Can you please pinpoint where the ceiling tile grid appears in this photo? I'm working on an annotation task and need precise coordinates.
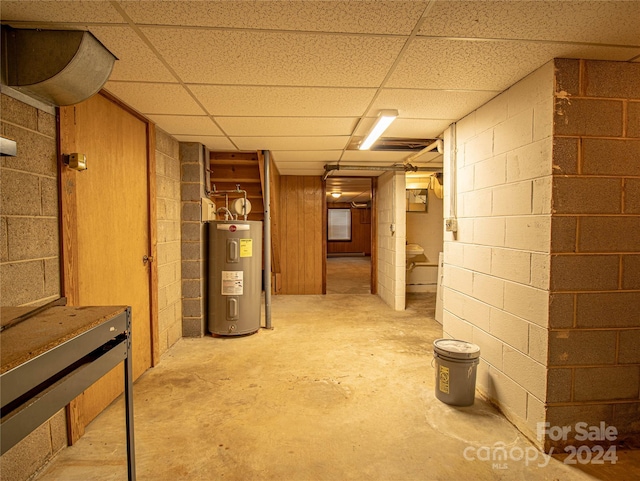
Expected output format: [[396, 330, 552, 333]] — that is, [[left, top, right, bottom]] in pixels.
[[1, 0, 639, 176]]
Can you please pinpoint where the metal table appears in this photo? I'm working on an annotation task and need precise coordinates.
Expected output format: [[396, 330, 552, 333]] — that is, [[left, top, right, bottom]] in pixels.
[[1, 305, 136, 480]]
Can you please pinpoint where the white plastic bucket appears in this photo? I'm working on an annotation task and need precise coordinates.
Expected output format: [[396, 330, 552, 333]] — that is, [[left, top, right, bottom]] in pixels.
[[433, 339, 480, 406]]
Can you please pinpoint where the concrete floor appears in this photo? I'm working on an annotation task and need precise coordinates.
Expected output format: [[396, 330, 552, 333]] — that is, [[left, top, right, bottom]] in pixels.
[[35, 288, 639, 480]]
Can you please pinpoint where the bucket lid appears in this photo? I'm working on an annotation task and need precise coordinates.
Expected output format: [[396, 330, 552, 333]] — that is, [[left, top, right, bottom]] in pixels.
[[433, 338, 480, 360]]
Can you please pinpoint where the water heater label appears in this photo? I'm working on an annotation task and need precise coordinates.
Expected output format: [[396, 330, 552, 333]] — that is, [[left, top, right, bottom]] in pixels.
[[240, 239, 252, 257], [221, 271, 243, 295]]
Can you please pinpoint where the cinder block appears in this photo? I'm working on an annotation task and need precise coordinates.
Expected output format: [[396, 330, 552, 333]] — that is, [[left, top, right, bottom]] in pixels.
[[503, 346, 547, 399], [181, 163, 202, 183], [491, 247, 531, 284], [182, 298, 204, 318], [443, 264, 472, 296], [472, 272, 504, 309], [582, 139, 640, 176], [533, 98, 553, 142], [547, 368, 573, 403], [167, 320, 182, 350], [494, 109, 533, 155], [489, 307, 529, 352], [181, 222, 202, 242], [0, 418, 52, 481], [158, 304, 176, 334], [49, 409, 68, 454], [181, 259, 203, 280], [180, 142, 202, 162], [546, 404, 614, 442], [504, 216, 550, 252], [549, 293, 573, 328], [506, 137, 553, 182], [40, 176, 58, 217], [457, 164, 474, 193], [442, 309, 473, 341], [1, 170, 40, 215], [554, 59, 580, 96], [181, 183, 202, 202], [182, 279, 202, 299], [584, 60, 640, 98], [455, 110, 476, 143], [526, 395, 546, 440], [157, 262, 177, 286], [550, 216, 577, 253], [492, 181, 532, 216], [622, 255, 640, 289], [445, 289, 491, 331], [528, 323, 548, 364], [0, 261, 44, 306], [508, 60, 554, 117], [1, 124, 57, 176], [181, 242, 202, 261], [554, 98, 623, 137], [550, 254, 619, 291], [504, 281, 549, 326], [473, 327, 503, 369], [618, 329, 640, 364], [444, 241, 464, 266], [165, 279, 181, 306], [1, 217, 8, 262], [44, 258, 60, 298], [461, 243, 491, 279], [182, 202, 201, 222], [530, 253, 550, 290], [628, 101, 640, 138], [37, 110, 56, 138], [1, 94, 37, 129], [549, 330, 617, 366], [156, 128, 180, 158], [476, 90, 508, 127], [552, 178, 621, 214], [156, 173, 173, 198], [552, 137, 578, 175], [574, 366, 640, 401], [464, 128, 494, 165], [532, 177, 552, 215], [625, 178, 640, 214], [579, 217, 640, 253], [612, 403, 640, 442], [486, 366, 528, 420], [182, 316, 205, 338], [7, 217, 58, 261], [473, 217, 505, 247], [576, 292, 640, 328], [461, 189, 491, 217]]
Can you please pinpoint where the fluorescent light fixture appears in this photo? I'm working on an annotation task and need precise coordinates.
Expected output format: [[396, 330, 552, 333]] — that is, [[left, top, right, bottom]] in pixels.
[[331, 192, 342, 198], [359, 109, 398, 150]]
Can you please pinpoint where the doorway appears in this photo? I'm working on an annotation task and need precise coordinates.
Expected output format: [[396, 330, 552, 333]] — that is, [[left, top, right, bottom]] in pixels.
[[325, 177, 375, 294]]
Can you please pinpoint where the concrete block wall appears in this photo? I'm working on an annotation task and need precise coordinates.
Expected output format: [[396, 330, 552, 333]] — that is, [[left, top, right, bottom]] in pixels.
[[180, 142, 208, 337], [377, 171, 406, 310], [442, 61, 555, 445], [155, 129, 182, 355], [547, 59, 640, 449], [0, 91, 67, 480]]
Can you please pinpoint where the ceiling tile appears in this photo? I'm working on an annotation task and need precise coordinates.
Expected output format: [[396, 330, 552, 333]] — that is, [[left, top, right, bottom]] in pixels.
[[0, 1, 124, 23], [420, 1, 640, 46], [146, 115, 224, 136], [121, 0, 427, 35], [216, 117, 358, 137], [371, 89, 498, 122], [173, 135, 237, 151], [189, 86, 376, 117], [232, 136, 349, 151], [388, 38, 640, 91], [275, 161, 329, 175], [142, 28, 404, 87], [272, 151, 343, 162], [104, 82, 205, 115], [89, 26, 176, 83]]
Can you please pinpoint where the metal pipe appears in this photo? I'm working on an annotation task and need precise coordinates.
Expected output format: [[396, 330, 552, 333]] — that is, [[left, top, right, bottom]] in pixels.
[[323, 163, 441, 179], [403, 139, 444, 165], [263, 150, 272, 329]]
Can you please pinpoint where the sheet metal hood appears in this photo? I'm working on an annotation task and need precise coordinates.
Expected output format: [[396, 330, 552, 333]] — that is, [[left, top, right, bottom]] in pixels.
[[1, 26, 116, 106]]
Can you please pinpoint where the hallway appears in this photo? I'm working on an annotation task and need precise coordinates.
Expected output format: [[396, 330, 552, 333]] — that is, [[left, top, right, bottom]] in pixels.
[[33, 294, 639, 480]]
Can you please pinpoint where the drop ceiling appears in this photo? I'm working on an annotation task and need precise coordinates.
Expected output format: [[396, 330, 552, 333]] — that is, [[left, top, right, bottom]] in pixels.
[[1, 0, 639, 180]]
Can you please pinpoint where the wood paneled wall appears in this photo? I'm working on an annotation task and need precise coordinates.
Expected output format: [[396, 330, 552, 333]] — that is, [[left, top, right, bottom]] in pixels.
[[327, 203, 372, 255], [278, 176, 324, 294]]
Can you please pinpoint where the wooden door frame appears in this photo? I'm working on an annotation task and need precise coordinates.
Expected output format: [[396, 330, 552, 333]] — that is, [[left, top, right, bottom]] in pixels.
[[58, 91, 159, 443]]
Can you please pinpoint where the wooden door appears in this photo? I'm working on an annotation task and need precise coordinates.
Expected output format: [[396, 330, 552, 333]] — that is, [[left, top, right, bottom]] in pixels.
[[60, 93, 155, 441]]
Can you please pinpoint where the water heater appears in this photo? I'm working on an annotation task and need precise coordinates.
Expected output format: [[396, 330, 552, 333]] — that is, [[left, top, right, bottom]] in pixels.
[[208, 220, 262, 335]]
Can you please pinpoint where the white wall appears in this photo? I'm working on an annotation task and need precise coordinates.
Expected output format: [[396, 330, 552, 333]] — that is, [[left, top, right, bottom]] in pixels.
[[376, 171, 406, 310], [442, 60, 554, 445]]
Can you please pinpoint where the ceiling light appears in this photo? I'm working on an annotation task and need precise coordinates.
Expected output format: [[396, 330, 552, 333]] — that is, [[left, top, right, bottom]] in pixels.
[[359, 109, 398, 150], [331, 192, 341, 198]]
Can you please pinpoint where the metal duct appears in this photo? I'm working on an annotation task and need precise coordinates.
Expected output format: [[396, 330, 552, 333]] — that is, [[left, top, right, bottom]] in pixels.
[[323, 163, 442, 180], [1, 27, 116, 106]]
